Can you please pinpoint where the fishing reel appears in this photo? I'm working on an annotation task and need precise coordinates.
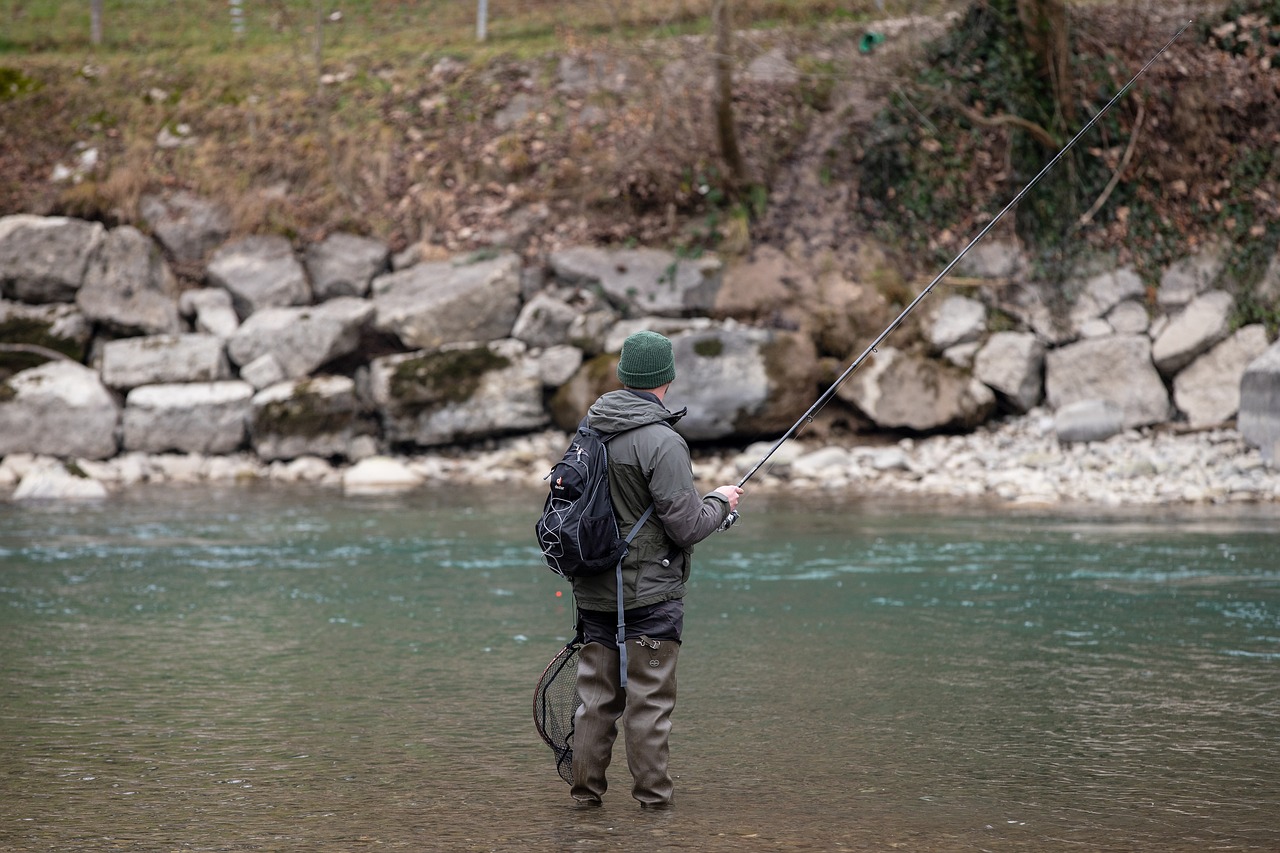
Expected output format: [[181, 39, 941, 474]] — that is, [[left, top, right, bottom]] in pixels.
[[717, 510, 740, 532]]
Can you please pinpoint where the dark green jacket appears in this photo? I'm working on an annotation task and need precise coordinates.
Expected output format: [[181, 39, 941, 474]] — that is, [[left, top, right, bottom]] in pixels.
[[571, 389, 731, 612]]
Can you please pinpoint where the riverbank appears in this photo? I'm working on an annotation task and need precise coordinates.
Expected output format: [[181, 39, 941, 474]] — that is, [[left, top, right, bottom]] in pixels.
[[4, 410, 1276, 507]]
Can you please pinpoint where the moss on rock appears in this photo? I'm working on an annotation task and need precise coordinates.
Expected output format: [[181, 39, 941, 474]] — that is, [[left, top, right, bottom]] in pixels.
[[389, 346, 512, 410]]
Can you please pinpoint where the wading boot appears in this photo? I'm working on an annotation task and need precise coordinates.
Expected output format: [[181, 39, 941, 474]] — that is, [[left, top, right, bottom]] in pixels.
[[570, 641, 625, 807], [623, 635, 679, 809]]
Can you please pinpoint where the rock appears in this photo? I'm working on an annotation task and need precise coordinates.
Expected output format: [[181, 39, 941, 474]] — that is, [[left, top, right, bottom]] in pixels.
[[179, 288, 240, 338], [714, 245, 811, 332], [555, 53, 632, 96], [790, 446, 853, 480], [0, 300, 92, 376], [304, 232, 389, 300], [0, 361, 120, 459], [206, 235, 311, 318], [250, 375, 378, 461], [665, 324, 818, 441], [1151, 290, 1234, 376], [227, 297, 374, 380], [122, 381, 254, 454], [77, 225, 182, 335], [733, 438, 804, 477], [13, 461, 108, 501], [1238, 339, 1280, 462], [512, 291, 580, 348], [1173, 325, 1270, 428], [536, 345, 583, 388], [955, 239, 1025, 279], [1157, 245, 1226, 310], [372, 252, 522, 349], [942, 340, 981, 368], [1053, 399, 1125, 444], [928, 294, 986, 353], [342, 456, 424, 494], [838, 346, 996, 432], [0, 215, 105, 304], [1045, 335, 1170, 429], [240, 353, 287, 389], [744, 48, 800, 85], [100, 334, 230, 390], [139, 191, 231, 265], [493, 92, 536, 130], [1068, 267, 1145, 330], [973, 331, 1045, 412], [368, 339, 548, 447], [549, 246, 722, 318], [1106, 300, 1150, 335]]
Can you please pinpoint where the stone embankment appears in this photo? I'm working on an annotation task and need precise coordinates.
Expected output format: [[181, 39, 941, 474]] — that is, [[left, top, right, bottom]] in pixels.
[[1, 410, 1276, 506], [2, 201, 1280, 503]]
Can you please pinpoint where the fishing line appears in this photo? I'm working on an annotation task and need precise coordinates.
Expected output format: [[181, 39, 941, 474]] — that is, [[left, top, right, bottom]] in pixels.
[[721, 18, 1194, 529]]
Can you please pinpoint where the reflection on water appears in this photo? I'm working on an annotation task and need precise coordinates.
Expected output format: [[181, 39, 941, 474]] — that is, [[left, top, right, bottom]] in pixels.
[[1, 486, 1277, 851]]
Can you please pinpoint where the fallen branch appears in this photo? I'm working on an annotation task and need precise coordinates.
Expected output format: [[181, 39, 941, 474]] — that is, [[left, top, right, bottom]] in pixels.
[[0, 343, 75, 363], [953, 100, 1059, 149], [1076, 100, 1145, 229]]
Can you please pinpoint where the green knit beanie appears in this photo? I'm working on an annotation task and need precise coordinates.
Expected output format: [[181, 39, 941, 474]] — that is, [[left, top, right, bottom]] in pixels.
[[616, 330, 676, 389]]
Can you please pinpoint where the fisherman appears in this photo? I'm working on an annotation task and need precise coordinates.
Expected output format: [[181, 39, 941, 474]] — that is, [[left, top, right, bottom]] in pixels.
[[569, 330, 743, 810]]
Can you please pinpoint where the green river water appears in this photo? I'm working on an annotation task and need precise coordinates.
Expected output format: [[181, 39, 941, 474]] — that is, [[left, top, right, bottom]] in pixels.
[[1, 485, 1277, 851]]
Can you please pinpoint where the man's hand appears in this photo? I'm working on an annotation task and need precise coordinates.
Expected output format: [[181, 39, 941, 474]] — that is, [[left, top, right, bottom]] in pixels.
[[714, 485, 743, 511]]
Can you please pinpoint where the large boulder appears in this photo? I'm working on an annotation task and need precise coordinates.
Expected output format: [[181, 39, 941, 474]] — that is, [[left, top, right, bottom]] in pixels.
[[100, 334, 230, 390], [1151, 290, 1234, 376], [1238, 339, 1280, 462], [250, 375, 378, 461], [372, 252, 522, 349], [0, 361, 120, 459], [1172, 325, 1271, 428], [663, 324, 818, 441], [1045, 334, 1170, 429], [304, 232, 389, 300], [368, 339, 548, 447], [837, 347, 996, 432], [0, 215, 105, 304], [973, 331, 1045, 412], [77, 225, 182, 335], [206, 235, 311, 318], [550, 247, 723, 317], [227, 297, 374, 380], [139, 191, 231, 265], [122, 381, 254, 454]]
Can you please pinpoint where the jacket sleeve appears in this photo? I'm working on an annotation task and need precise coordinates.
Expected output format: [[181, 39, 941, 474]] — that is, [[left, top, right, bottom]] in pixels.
[[647, 436, 730, 548]]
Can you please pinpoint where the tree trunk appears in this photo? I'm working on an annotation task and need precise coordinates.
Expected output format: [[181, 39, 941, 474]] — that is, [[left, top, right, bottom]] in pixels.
[[1015, 0, 1073, 124], [711, 0, 747, 185]]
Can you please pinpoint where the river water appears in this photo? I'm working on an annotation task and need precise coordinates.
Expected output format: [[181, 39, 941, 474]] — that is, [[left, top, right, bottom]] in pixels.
[[0, 485, 1277, 852]]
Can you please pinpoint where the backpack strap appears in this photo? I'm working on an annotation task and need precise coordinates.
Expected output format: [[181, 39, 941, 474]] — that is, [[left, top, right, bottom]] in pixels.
[[615, 504, 654, 689]]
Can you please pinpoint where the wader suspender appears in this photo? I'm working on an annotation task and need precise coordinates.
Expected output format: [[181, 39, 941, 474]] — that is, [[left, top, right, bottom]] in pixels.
[[616, 504, 653, 689]]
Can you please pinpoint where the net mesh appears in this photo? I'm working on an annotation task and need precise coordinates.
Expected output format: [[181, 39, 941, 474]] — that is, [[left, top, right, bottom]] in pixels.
[[533, 640, 582, 785]]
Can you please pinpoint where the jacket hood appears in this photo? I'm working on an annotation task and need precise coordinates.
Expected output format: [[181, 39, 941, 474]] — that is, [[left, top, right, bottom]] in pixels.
[[587, 389, 686, 436]]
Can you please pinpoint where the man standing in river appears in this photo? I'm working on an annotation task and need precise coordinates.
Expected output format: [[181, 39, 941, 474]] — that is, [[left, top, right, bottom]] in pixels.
[[569, 330, 742, 811]]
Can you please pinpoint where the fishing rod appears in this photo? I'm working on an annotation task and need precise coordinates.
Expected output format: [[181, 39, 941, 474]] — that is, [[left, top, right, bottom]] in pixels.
[[722, 18, 1193, 529]]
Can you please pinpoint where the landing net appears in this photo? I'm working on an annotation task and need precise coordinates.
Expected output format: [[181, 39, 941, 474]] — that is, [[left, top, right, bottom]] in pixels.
[[533, 640, 582, 785]]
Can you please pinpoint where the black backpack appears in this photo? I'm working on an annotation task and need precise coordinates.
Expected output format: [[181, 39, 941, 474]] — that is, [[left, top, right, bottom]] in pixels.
[[536, 418, 652, 579]]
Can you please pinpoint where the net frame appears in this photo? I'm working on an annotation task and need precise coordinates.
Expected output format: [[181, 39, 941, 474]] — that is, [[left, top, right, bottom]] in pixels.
[[533, 639, 583, 785]]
